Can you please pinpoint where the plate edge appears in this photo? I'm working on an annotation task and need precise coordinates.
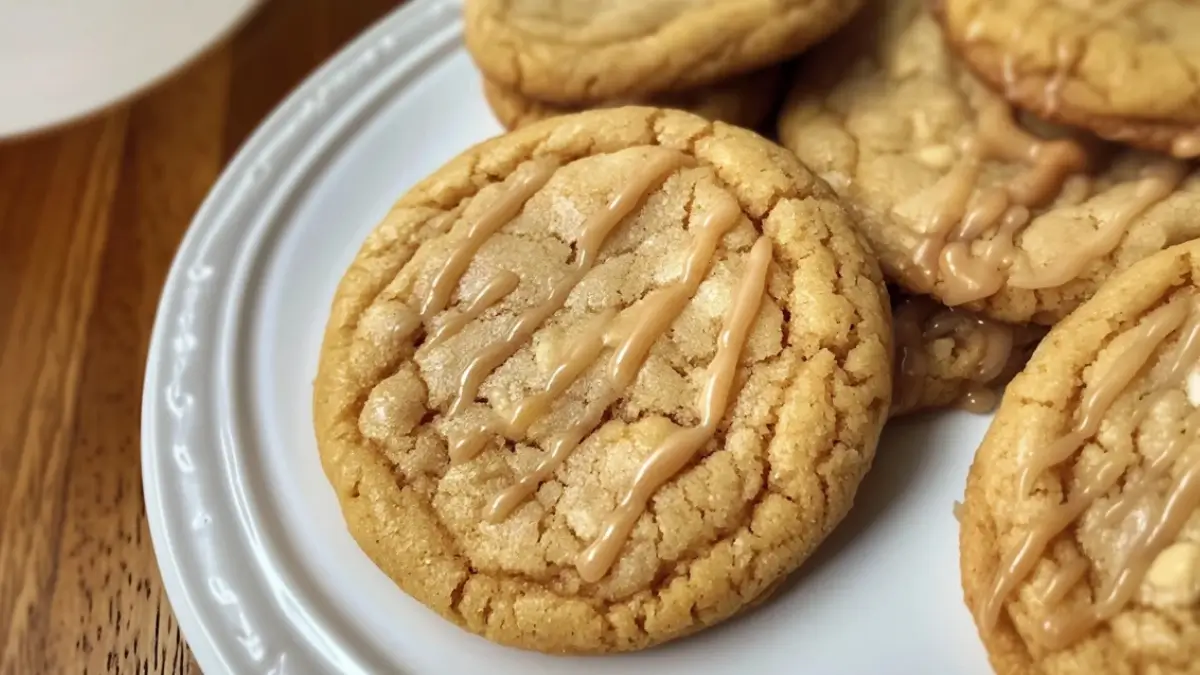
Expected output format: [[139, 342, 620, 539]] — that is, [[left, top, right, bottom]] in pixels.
[[141, 1, 464, 673]]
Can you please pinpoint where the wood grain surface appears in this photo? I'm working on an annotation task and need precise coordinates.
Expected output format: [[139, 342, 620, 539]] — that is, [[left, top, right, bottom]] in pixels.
[[0, 1, 400, 672]]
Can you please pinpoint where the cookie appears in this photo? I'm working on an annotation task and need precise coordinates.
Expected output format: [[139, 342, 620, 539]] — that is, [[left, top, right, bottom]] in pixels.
[[313, 107, 892, 653], [463, 0, 863, 106], [891, 295, 1043, 416], [778, 0, 1200, 325], [482, 66, 785, 132], [959, 238, 1200, 674], [935, 0, 1200, 159]]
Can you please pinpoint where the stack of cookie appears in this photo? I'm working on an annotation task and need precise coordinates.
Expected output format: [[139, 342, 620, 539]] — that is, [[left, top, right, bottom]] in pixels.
[[460, 0, 1062, 418], [313, 0, 1200, 668], [779, 0, 1200, 415], [463, 0, 864, 131], [777, 0, 1200, 671]]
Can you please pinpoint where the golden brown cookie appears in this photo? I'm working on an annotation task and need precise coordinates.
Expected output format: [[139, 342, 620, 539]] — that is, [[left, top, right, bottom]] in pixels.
[[482, 67, 785, 132], [463, 0, 863, 106], [778, 0, 1200, 325], [313, 107, 892, 654], [960, 238, 1200, 674], [935, 0, 1200, 159], [891, 294, 1043, 417]]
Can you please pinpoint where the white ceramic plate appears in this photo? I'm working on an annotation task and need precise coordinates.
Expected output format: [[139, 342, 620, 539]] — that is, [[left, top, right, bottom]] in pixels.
[[141, 1, 995, 672], [0, 0, 258, 138]]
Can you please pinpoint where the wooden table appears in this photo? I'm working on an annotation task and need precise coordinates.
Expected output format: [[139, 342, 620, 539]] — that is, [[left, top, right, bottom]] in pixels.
[[0, 1, 400, 671]]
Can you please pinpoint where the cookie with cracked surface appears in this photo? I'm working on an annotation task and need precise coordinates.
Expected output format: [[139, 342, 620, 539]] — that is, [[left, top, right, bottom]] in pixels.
[[313, 107, 892, 653], [960, 238, 1200, 675], [463, 0, 863, 106], [778, 0, 1200, 326], [935, 0, 1200, 159], [891, 294, 1043, 417], [482, 67, 785, 132]]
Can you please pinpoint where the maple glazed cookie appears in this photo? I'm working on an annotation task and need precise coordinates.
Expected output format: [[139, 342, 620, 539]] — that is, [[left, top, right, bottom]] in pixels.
[[778, 0, 1200, 325], [463, 0, 863, 106], [935, 0, 1200, 158], [312, 107, 892, 653], [959, 239, 1200, 674], [482, 67, 785, 132], [891, 295, 1043, 416]]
